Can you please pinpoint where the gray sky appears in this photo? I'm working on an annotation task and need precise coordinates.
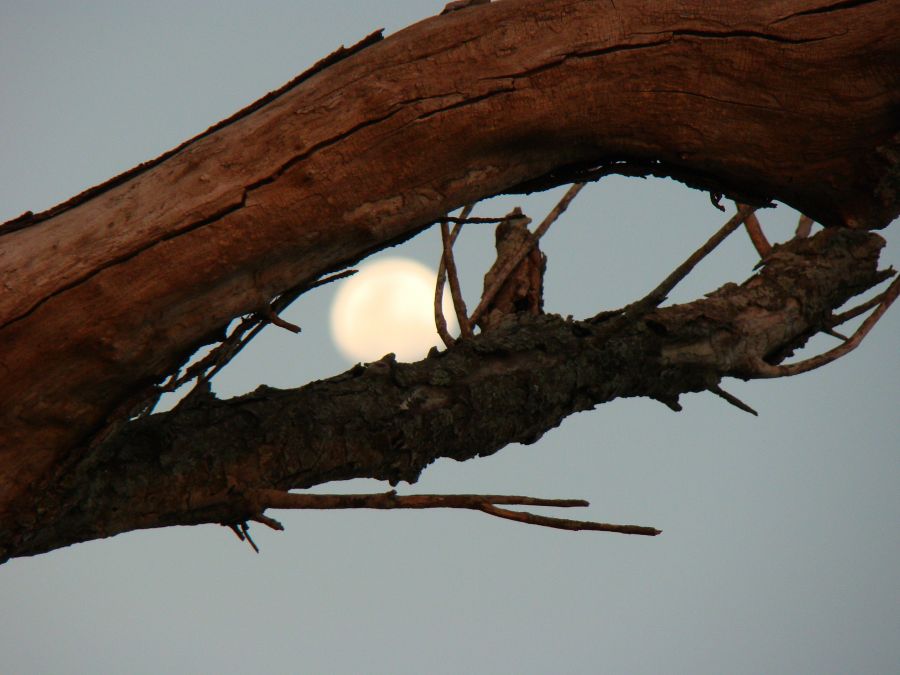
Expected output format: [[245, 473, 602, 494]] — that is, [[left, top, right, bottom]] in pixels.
[[1, 2, 898, 673]]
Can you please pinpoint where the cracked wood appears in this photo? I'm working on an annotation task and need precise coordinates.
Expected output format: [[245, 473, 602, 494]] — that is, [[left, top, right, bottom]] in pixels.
[[0, 0, 898, 553]]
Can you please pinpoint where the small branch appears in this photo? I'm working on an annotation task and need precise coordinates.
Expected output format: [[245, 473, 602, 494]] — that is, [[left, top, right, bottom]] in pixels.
[[252, 489, 660, 536], [442, 216, 507, 225], [435, 204, 474, 347], [795, 214, 814, 238], [478, 503, 660, 536], [261, 305, 301, 334], [441, 220, 473, 338], [469, 183, 585, 326], [227, 522, 260, 553], [638, 204, 756, 309], [829, 289, 890, 327], [753, 274, 900, 378], [738, 203, 772, 258], [708, 384, 758, 416]]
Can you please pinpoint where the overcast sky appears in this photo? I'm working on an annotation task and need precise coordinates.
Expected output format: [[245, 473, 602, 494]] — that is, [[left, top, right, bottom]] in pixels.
[[1, 2, 898, 673]]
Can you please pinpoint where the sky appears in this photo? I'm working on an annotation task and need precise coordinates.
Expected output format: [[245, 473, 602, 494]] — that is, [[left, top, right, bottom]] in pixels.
[[1, 2, 898, 674]]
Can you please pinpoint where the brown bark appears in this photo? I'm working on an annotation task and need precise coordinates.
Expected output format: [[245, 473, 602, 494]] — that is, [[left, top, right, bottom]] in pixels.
[[0, 0, 898, 561]]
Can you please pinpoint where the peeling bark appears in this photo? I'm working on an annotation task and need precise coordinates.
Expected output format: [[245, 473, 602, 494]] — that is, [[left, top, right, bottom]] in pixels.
[[0, 0, 898, 561]]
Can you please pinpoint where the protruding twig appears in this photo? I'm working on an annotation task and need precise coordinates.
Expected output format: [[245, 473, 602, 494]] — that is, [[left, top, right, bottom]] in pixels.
[[821, 327, 849, 342], [828, 291, 889, 327], [709, 383, 759, 416], [252, 489, 660, 536], [478, 503, 660, 535], [753, 274, 900, 378], [227, 522, 260, 553], [469, 183, 585, 327], [441, 220, 473, 338], [795, 214, 814, 238], [435, 204, 474, 347], [738, 203, 772, 258], [638, 204, 757, 310], [262, 305, 301, 334]]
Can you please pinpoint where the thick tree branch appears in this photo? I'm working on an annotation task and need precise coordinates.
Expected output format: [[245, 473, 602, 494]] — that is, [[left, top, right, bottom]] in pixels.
[[1, 228, 889, 561], [1, 0, 898, 561]]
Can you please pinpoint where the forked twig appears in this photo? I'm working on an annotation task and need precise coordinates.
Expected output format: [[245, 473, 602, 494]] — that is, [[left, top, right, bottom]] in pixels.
[[251, 489, 661, 536], [435, 204, 475, 347], [469, 183, 585, 327], [753, 274, 900, 378]]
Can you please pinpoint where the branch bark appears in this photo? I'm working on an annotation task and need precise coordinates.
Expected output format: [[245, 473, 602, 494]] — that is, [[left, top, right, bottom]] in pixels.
[[2, 227, 890, 561], [0, 0, 898, 560]]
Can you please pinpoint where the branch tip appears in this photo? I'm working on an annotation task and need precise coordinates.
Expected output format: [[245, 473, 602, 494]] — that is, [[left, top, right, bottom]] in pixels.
[[250, 489, 656, 536], [709, 384, 759, 416]]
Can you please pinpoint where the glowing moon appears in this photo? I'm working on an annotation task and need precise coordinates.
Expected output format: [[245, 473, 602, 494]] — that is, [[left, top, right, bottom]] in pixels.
[[330, 257, 458, 362]]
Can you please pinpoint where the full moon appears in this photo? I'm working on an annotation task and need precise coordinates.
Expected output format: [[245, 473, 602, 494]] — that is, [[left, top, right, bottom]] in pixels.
[[330, 257, 458, 363]]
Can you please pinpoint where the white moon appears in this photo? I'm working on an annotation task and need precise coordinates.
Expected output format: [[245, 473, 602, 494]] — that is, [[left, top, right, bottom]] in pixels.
[[330, 257, 458, 363]]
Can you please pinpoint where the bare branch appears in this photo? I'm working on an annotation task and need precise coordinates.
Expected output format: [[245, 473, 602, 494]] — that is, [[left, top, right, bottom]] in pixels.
[[708, 384, 759, 416], [754, 274, 900, 378], [261, 305, 301, 334], [441, 220, 474, 338], [252, 489, 660, 536], [739, 204, 772, 257], [630, 204, 757, 312], [435, 204, 474, 347]]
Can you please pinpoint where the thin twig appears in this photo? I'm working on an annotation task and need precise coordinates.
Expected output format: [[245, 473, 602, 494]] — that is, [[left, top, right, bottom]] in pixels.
[[443, 216, 507, 225], [252, 489, 660, 536], [829, 290, 889, 327], [159, 269, 357, 396], [441, 220, 473, 338], [262, 305, 301, 334], [753, 274, 900, 378], [434, 204, 474, 347], [640, 204, 757, 309], [738, 203, 772, 258], [708, 384, 758, 416], [469, 183, 585, 327], [795, 214, 814, 238], [478, 503, 660, 536]]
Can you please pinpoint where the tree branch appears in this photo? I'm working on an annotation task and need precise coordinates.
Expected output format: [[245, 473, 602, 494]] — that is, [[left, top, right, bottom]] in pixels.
[[2, 228, 888, 562]]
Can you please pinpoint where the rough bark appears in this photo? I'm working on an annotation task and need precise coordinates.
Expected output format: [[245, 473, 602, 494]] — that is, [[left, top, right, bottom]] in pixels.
[[1, 0, 898, 561]]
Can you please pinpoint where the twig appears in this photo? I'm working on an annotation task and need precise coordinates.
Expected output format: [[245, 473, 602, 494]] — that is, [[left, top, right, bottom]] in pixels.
[[441, 220, 473, 338], [478, 503, 660, 535], [262, 305, 301, 334], [708, 384, 758, 416], [443, 216, 507, 225], [795, 214, 814, 238], [158, 269, 357, 397], [821, 327, 849, 342], [252, 489, 660, 536], [639, 204, 756, 309], [434, 204, 474, 347], [469, 183, 585, 327], [753, 274, 900, 378], [738, 203, 772, 258], [228, 522, 260, 553], [829, 290, 889, 327]]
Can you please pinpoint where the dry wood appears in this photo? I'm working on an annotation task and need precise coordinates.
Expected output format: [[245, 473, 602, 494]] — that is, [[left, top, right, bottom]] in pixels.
[[0, 0, 898, 561]]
